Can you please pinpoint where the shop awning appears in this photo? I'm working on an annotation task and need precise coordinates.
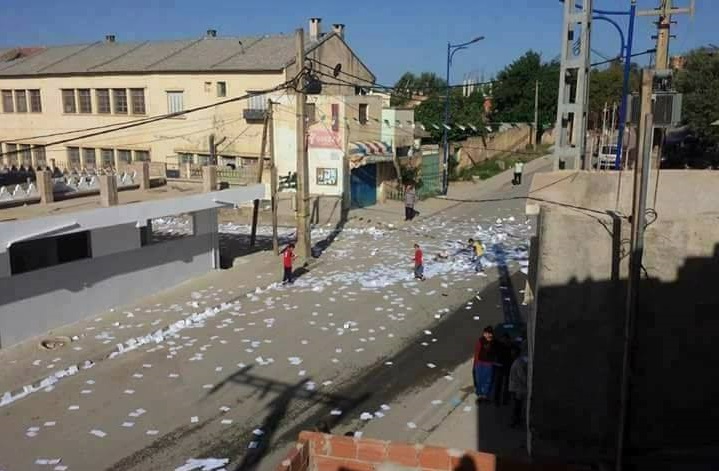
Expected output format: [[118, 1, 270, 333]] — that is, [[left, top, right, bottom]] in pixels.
[[349, 141, 394, 169]]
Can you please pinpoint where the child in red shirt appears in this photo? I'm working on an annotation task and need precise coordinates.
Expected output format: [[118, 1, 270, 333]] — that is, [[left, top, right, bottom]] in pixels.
[[282, 243, 297, 284], [413, 243, 425, 281]]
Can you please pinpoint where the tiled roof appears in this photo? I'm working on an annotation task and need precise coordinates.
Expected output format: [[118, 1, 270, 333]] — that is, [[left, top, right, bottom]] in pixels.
[[0, 33, 333, 76]]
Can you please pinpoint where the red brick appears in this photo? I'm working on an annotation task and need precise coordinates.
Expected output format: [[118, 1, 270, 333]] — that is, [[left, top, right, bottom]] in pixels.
[[328, 436, 357, 460], [356, 439, 387, 463], [341, 459, 375, 471], [314, 456, 342, 471], [419, 446, 451, 470], [387, 443, 420, 467], [450, 452, 496, 471]]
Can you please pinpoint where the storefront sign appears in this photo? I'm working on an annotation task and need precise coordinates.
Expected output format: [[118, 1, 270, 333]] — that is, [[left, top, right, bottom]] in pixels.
[[316, 167, 338, 186]]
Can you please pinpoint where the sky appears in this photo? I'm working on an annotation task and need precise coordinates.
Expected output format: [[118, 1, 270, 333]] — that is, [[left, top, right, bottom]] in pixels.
[[0, 0, 716, 85]]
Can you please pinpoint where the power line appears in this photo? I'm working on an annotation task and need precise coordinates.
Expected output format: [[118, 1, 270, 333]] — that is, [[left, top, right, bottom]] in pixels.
[[0, 80, 295, 160], [590, 48, 657, 68]]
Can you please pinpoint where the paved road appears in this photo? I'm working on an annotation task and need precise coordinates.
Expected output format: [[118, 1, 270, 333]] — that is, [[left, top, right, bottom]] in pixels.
[[0, 159, 550, 471]]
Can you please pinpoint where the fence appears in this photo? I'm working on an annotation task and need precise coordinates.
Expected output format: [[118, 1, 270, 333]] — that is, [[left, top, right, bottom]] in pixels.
[[386, 153, 442, 202]]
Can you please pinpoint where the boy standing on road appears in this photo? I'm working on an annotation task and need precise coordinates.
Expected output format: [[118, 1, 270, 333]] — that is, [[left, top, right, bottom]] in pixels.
[[468, 238, 485, 272], [282, 243, 297, 284], [413, 243, 425, 281], [473, 326, 496, 401]]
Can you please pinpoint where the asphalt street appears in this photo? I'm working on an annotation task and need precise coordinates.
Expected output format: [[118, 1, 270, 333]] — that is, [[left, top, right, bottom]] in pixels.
[[0, 158, 550, 471]]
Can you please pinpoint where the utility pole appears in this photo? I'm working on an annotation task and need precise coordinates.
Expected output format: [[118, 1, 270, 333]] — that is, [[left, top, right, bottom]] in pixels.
[[532, 80, 539, 150], [268, 101, 279, 255], [616, 69, 655, 471], [250, 100, 270, 247], [209, 134, 215, 166], [294, 28, 311, 262]]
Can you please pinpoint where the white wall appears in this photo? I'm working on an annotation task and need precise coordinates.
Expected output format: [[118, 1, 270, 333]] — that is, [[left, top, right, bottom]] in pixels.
[[90, 223, 141, 257], [309, 148, 344, 196]]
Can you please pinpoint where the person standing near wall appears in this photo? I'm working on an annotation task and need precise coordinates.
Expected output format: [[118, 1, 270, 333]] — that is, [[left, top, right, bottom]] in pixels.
[[473, 326, 496, 402], [508, 344, 528, 428], [404, 183, 417, 221], [513, 161, 525, 185], [281, 243, 297, 285]]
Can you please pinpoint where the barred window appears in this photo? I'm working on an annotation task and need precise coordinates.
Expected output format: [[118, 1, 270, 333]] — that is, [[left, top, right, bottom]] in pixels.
[[130, 88, 146, 114], [29, 90, 42, 112], [67, 147, 81, 167], [15, 90, 27, 113], [134, 150, 150, 162], [112, 89, 128, 114], [101, 149, 114, 167], [96, 89, 111, 114], [82, 148, 96, 168], [2, 90, 14, 112], [62, 89, 76, 113], [78, 89, 92, 113]]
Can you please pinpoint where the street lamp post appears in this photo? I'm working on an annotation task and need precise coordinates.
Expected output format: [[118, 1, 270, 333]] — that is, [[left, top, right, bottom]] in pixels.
[[442, 36, 484, 195]]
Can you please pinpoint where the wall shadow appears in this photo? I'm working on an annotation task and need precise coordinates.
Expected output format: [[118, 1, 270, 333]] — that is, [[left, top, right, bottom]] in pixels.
[[529, 245, 719, 470]]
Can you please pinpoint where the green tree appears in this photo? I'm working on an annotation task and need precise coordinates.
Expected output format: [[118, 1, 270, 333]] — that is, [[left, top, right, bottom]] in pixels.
[[391, 72, 446, 107], [491, 51, 559, 130], [676, 48, 719, 147], [588, 61, 640, 129], [414, 89, 487, 143]]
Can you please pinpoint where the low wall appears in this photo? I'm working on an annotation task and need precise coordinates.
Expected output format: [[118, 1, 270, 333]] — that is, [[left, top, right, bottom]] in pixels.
[[526, 171, 719, 466], [457, 125, 531, 169], [0, 210, 218, 348]]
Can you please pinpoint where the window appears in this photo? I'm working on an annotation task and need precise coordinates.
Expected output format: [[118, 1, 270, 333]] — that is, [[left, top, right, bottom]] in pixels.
[[130, 88, 145, 114], [179, 153, 194, 164], [5, 143, 17, 165], [134, 150, 150, 162], [204, 82, 212, 93], [96, 89, 110, 114], [29, 90, 42, 112], [33, 146, 47, 167], [248, 93, 267, 110], [100, 149, 114, 167], [358, 103, 368, 124], [197, 154, 210, 166], [167, 91, 184, 114], [331, 103, 340, 132], [2, 90, 13, 112], [67, 147, 81, 168], [19, 144, 32, 166], [10, 231, 92, 275], [305, 103, 316, 124], [15, 90, 27, 113], [112, 89, 128, 114], [117, 149, 132, 164], [82, 148, 96, 168], [76, 89, 91, 113], [217, 81, 227, 97], [62, 89, 76, 113]]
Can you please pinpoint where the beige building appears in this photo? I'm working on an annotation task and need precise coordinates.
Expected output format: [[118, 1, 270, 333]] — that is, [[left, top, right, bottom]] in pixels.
[[0, 19, 376, 176]]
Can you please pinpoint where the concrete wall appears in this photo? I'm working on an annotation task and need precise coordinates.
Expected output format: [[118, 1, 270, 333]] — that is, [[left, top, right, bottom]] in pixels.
[[526, 171, 719, 466], [457, 124, 530, 169], [0, 208, 218, 348], [381, 108, 415, 152]]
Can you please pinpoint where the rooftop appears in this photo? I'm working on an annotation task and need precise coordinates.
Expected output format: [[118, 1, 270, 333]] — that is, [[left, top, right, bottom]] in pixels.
[[0, 33, 334, 76]]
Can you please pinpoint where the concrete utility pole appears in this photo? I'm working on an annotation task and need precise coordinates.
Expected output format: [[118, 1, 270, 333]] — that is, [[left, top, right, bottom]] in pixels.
[[250, 100, 271, 247], [533, 80, 539, 150], [616, 69, 655, 471], [553, 0, 593, 170], [209, 134, 215, 166], [268, 101, 279, 255], [294, 28, 312, 262], [638, 0, 694, 70]]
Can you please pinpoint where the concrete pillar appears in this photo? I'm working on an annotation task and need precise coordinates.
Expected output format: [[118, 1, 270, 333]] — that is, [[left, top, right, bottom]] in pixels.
[[99, 174, 118, 207], [185, 162, 193, 179], [134, 161, 150, 190], [36, 170, 54, 204], [202, 165, 217, 193]]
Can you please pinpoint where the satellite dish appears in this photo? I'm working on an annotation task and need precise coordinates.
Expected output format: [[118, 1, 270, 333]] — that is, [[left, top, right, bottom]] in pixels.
[[333, 63, 342, 78]]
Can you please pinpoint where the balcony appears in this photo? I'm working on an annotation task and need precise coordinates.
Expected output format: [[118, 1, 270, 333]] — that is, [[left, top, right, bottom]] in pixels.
[[243, 108, 267, 122]]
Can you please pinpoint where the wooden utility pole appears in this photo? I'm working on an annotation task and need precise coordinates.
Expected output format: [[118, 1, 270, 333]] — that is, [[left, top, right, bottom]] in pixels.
[[342, 119, 351, 213], [249, 100, 270, 247], [209, 134, 216, 165], [268, 101, 279, 254], [294, 28, 312, 261], [532, 80, 539, 150]]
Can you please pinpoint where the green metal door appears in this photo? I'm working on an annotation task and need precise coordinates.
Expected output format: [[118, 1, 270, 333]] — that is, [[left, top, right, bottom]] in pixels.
[[419, 153, 441, 199]]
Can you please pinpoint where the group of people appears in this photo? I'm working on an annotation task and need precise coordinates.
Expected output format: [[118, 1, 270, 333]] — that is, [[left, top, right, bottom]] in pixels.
[[473, 326, 528, 428]]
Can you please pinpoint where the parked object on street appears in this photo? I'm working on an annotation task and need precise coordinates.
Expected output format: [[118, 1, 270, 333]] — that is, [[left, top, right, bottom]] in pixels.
[[404, 184, 417, 221], [513, 161, 525, 185], [413, 243, 425, 280], [282, 243, 297, 284], [473, 326, 496, 401]]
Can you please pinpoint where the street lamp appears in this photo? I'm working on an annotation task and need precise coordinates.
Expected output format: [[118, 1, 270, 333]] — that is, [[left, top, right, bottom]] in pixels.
[[442, 35, 484, 195]]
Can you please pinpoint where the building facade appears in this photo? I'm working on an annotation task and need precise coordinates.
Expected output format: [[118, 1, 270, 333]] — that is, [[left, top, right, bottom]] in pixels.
[[0, 20, 374, 174]]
